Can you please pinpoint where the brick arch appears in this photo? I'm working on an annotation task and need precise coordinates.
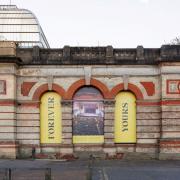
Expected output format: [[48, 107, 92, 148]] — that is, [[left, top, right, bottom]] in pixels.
[[32, 83, 66, 101], [110, 83, 144, 100], [90, 79, 111, 99], [65, 79, 110, 100]]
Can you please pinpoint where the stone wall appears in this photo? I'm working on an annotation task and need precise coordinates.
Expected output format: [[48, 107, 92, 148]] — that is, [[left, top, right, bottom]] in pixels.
[[14, 65, 161, 159], [159, 63, 180, 160], [0, 43, 180, 159], [0, 64, 18, 158]]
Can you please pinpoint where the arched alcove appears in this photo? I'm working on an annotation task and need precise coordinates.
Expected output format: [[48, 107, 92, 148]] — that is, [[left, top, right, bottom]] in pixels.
[[73, 86, 104, 144], [114, 91, 136, 143], [40, 92, 62, 144]]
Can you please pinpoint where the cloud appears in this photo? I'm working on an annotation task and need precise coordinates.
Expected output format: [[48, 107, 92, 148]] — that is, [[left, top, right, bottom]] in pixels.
[[139, 0, 149, 4]]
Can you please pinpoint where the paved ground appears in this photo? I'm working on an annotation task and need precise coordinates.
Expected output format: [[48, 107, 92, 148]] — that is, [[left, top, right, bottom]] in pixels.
[[0, 159, 180, 180]]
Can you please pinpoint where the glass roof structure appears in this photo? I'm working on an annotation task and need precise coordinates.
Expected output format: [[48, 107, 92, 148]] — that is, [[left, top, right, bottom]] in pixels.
[[0, 5, 50, 48]]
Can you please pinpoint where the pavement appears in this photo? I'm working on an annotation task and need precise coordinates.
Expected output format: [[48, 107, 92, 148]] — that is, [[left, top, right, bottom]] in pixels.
[[0, 159, 180, 180]]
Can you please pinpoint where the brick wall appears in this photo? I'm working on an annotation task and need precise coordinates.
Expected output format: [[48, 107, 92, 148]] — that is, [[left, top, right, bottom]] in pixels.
[[1, 61, 180, 159], [0, 64, 18, 158]]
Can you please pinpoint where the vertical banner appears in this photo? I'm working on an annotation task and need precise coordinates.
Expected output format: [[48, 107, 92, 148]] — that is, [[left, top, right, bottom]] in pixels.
[[73, 87, 104, 143], [40, 92, 62, 144], [115, 92, 136, 143]]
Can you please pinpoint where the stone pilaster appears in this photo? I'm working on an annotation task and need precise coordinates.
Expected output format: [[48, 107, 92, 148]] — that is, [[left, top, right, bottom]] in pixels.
[[61, 100, 73, 154], [103, 100, 116, 156], [0, 63, 18, 158], [159, 73, 180, 160], [159, 105, 180, 160]]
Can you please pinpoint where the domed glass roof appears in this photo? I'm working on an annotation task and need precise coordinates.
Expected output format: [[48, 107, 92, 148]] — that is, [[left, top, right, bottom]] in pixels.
[[0, 5, 50, 48]]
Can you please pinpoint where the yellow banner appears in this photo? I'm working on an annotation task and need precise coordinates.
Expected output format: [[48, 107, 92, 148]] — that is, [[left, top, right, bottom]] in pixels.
[[114, 92, 136, 143], [73, 135, 104, 144], [40, 92, 62, 144]]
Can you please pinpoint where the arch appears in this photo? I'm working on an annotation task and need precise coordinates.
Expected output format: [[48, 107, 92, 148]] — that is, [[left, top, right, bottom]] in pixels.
[[114, 91, 136, 143], [90, 79, 111, 99], [40, 92, 62, 144], [110, 83, 144, 100], [65, 78, 110, 100], [72, 86, 104, 143], [65, 79, 85, 100], [32, 83, 65, 101]]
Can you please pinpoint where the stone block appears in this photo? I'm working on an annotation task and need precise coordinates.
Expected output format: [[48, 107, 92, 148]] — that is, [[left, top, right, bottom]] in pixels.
[[137, 106, 161, 113], [0, 42, 16, 56], [0, 133, 16, 140], [137, 132, 160, 139], [103, 147, 116, 156], [137, 126, 160, 133], [104, 126, 114, 133], [162, 112, 180, 119], [0, 106, 15, 112], [74, 146, 103, 152], [162, 119, 180, 126], [62, 113, 72, 120], [0, 126, 15, 133], [162, 132, 180, 138], [162, 105, 180, 112], [0, 147, 17, 158], [104, 139, 114, 144], [62, 139, 72, 144], [137, 139, 158, 144], [116, 146, 135, 153], [41, 147, 60, 154], [104, 120, 114, 126], [0, 141, 18, 159], [17, 113, 39, 120], [0, 113, 15, 119], [123, 152, 157, 160], [17, 120, 39, 127], [159, 153, 180, 160], [162, 126, 180, 131], [62, 127, 72, 133], [62, 133, 72, 139], [104, 113, 114, 120], [60, 148, 73, 154], [137, 112, 161, 120], [17, 133, 39, 140], [136, 147, 157, 153], [62, 120, 72, 126], [18, 139, 39, 145], [17, 106, 39, 114], [0, 120, 16, 126], [137, 120, 160, 126], [104, 106, 114, 113], [0, 76, 16, 98], [61, 106, 72, 113], [18, 147, 33, 158], [104, 133, 114, 139], [160, 147, 180, 153], [17, 127, 39, 133]]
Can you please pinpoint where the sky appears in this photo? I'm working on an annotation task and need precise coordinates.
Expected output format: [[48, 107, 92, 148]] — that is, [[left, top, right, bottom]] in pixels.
[[1, 0, 180, 48]]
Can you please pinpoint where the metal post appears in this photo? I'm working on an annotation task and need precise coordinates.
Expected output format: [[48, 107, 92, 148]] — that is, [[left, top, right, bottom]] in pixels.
[[5, 168, 11, 180], [45, 168, 51, 180]]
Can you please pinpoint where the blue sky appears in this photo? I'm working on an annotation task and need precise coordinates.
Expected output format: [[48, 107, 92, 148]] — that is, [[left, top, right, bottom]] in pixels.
[[1, 0, 180, 48]]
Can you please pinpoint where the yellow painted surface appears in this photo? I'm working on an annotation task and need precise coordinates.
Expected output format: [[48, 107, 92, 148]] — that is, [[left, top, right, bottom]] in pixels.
[[73, 135, 104, 144], [114, 92, 136, 143], [40, 92, 62, 144]]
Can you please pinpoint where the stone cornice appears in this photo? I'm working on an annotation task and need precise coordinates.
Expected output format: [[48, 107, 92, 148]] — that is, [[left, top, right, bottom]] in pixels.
[[1, 44, 180, 65]]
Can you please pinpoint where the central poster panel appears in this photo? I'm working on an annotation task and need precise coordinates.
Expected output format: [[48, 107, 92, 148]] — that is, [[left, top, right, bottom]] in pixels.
[[73, 87, 104, 143]]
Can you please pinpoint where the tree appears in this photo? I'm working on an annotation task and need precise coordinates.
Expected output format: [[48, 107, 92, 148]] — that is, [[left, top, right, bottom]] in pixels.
[[170, 37, 180, 45]]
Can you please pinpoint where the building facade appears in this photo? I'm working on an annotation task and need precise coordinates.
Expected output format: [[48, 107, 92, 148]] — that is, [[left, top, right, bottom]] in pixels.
[[0, 42, 180, 160]]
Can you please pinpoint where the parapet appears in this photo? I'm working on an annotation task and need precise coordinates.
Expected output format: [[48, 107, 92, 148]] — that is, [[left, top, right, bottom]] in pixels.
[[0, 41, 16, 57], [1, 42, 180, 65]]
